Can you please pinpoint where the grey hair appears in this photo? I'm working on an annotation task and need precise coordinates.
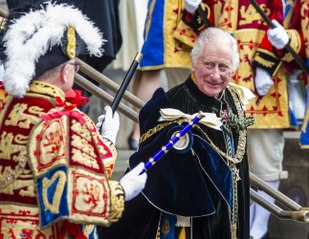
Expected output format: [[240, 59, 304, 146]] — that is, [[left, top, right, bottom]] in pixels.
[[190, 28, 240, 71], [39, 62, 66, 79]]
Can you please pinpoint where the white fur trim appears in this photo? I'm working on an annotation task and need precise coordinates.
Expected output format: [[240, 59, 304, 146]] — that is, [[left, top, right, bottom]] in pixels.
[[3, 2, 105, 97]]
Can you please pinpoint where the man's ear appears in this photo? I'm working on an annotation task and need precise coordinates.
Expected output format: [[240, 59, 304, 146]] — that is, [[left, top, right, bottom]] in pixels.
[[60, 63, 70, 83]]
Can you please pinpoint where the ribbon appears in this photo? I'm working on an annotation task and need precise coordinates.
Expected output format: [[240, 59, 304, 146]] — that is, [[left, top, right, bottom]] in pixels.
[[158, 108, 222, 131], [55, 96, 76, 110], [65, 88, 90, 107], [41, 96, 86, 124], [228, 82, 256, 106]]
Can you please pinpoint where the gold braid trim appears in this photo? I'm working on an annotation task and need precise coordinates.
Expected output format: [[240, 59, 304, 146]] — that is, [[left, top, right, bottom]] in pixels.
[[254, 52, 276, 68], [139, 120, 187, 144], [109, 181, 125, 223], [282, 30, 302, 62], [253, 49, 282, 76], [29, 80, 65, 100], [256, 48, 278, 59]]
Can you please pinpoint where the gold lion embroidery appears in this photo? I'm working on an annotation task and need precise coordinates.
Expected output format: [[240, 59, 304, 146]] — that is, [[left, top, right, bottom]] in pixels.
[[0, 132, 27, 161], [239, 4, 270, 26], [5, 104, 44, 128]]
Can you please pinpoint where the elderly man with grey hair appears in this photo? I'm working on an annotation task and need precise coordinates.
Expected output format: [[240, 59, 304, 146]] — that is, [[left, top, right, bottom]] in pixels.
[[101, 27, 255, 239]]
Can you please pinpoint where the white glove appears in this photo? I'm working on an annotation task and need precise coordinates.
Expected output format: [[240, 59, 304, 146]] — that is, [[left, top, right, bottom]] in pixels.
[[184, 0, 201, 15], [254, 67, 274, 96], [267, 19, 289, 50], [120, 162, 147, 201], [97, 106, 120, 144]]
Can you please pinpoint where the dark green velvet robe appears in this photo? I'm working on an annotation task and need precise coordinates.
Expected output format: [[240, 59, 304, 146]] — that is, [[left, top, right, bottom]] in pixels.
[[100, 77, 250, 239]]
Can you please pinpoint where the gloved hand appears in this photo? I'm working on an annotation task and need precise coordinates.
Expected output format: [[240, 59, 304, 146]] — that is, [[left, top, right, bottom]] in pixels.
[[96, 106, 120, 144], [184, 0, 201, 15], [254, 67, 274, 96], [267, 19, 289, 50], [120, 162, 147, 201]]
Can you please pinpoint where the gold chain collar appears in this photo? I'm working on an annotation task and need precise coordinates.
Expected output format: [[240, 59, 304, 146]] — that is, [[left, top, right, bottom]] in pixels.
[[196, 89, 247, 164]]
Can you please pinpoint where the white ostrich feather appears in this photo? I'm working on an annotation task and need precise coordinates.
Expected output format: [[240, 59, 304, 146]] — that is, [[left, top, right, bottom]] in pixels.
[[3, 2, 105, 97]]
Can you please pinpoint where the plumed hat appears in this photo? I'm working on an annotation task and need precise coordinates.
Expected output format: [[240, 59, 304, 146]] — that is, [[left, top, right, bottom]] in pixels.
[[1, 0, 105, 97]]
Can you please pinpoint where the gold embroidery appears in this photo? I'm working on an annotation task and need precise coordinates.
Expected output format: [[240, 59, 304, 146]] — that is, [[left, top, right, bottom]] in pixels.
[[43, 170, 66, 214], [27, 118, 67, 178], [239, 4, 269, 26], [283, 0, 295, 28], [71, 119, 92, 139], [0, 131, 29, 190], [282, 30, 302, 62], [71, 119, 100, 169], [62, 168, 112, 227], [0, 204, 59, 238], [254, 52, 275, 68], [5, 103, 43, 128], [71, 148, 99, 169], [109, 181, 125, 223], [140, 120, 185, 144], [0, 132, 26, 161], [66, 26, 76, 58], [71, 137, 98, 168], [28, 80, 65, 100], [0, 168, 35, 197]]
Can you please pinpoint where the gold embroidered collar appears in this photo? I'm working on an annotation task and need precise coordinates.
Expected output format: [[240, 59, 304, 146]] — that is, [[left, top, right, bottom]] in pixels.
[[28, 80, 65, 101]]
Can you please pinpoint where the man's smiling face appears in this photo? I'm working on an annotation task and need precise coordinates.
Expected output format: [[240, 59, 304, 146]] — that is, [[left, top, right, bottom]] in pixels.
[[192, 40, 234, 97]]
